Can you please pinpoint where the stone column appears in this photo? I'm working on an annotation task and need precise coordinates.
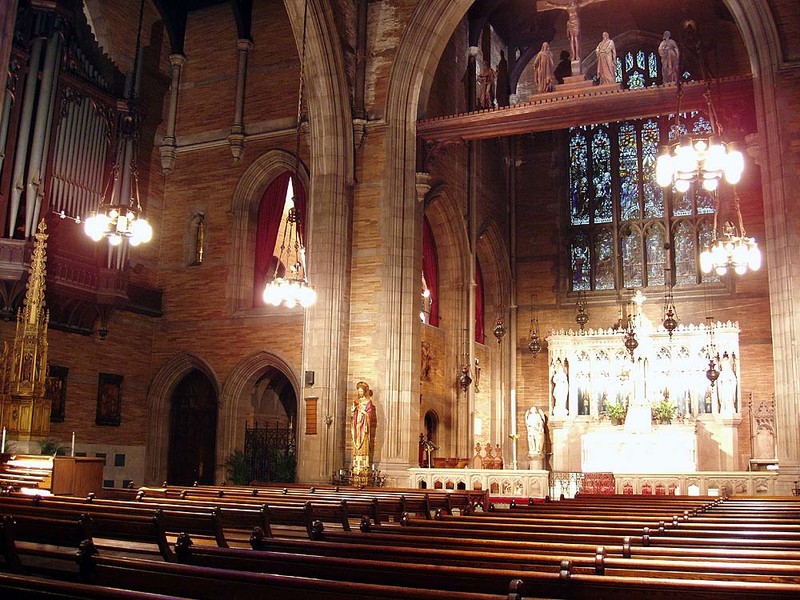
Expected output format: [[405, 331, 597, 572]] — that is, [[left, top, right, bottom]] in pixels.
[[228, 38, 253, 162], [160, 53, 186, 174]]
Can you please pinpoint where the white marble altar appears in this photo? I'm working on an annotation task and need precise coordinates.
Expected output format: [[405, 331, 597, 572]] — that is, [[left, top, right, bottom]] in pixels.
[[581, 425, 696, 473]]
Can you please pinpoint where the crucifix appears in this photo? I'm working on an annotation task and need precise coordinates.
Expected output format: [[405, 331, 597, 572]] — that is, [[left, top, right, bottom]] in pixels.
[[538, 0, 602, 75]]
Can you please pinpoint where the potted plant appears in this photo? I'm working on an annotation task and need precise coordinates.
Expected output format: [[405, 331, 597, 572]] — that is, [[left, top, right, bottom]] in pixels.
[[606, 401, 627, 426], [652, 398, 676, 425]]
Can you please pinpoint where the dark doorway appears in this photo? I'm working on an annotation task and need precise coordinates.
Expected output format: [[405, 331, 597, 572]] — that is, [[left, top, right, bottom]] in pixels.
[[168, 370, 217, 485]]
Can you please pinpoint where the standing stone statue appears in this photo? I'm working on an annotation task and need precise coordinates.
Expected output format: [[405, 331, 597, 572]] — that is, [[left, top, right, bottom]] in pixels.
[[552, 359, 569, 416], [595, 31, 617, 84], [351, 381, 375, 477], [533, 42, 556, 93], [525, 406, 546, 456], [658, 30, 680, 84]]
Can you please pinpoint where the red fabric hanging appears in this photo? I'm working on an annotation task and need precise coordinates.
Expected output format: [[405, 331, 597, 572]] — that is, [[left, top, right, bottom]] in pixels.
[[253, 172, 291, 306], [422, 217, 439, 326], [475, 260, 485, 344]]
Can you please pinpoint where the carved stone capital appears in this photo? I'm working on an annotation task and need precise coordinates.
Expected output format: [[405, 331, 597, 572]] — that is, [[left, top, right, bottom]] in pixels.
[[159, 141, 177, 174], [168, 53, 187, 69], [228, 131, 245, 162]]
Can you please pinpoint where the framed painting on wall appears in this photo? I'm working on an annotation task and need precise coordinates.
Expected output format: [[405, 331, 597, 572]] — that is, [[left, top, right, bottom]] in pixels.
[[96, 373, 123, 426], [47, 365, 69, 422]]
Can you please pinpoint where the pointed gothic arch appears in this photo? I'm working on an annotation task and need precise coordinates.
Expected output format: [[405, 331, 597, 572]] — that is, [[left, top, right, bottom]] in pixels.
[[144, 353, 220, 485], [216, 351, 302, 483]]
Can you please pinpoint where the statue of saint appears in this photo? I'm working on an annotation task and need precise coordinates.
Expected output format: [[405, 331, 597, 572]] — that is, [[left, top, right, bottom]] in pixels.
[[525, 406, 546, 456], [717, 352, 738, 417], [552, 360, 569, 416], [477, 59, 496, 109], [351, 381, 375, 474], [658, 30, 680, 84], [595, 31, 617, 84], [533, 42, 556, 93]]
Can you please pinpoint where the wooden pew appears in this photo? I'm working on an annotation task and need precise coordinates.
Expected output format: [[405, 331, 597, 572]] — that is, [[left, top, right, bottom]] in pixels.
[[0, 571, 183, 599], [77, 553, 518, 600]]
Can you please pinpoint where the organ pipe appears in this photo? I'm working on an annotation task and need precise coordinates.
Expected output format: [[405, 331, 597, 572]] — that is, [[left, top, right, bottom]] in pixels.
[[8, 36, 43, 237], [25, 31, 62, 236]]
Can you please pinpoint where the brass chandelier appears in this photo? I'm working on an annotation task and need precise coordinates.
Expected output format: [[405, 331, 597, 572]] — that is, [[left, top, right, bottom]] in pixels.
[[83, 0, 152, 247]]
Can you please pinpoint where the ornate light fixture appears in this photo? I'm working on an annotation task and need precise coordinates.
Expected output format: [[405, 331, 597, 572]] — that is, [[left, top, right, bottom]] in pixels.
[[662, 274, 679, 339], [493, 316, 506, 343], [83, 0, 152, 247], [623, 311, 638, 361], [458, 330, 472, 394], [575, 291, 589, 331], [699, 189, 761, 276], [654, 22, 744, 194], [704, 316, 720, 387], [527, 296, 542, 359], [262, 0, 316, 309]]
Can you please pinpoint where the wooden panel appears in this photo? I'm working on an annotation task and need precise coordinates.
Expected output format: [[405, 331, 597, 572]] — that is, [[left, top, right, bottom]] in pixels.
[[52, 456, 104, 496], [305, 397, 317, 435]]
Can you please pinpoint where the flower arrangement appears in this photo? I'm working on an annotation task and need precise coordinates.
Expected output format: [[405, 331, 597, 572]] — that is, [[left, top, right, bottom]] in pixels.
[[606, 401, 627, 425], [652, 397, 676, 424]]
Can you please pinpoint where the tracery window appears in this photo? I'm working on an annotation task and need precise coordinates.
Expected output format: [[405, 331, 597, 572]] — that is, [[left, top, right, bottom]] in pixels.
[[568, 112, 718, 292]]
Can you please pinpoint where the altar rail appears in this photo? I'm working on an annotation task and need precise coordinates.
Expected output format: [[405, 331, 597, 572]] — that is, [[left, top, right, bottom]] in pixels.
[[408, 468, 778, 499]]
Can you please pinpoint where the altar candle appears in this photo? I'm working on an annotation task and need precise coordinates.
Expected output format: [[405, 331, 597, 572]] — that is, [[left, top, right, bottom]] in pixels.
[[71, 431, 75, 457], [1, 427, 5, 453]]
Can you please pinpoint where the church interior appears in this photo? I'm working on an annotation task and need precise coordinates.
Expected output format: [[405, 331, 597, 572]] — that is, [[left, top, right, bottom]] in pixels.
[[0, 0, 798, 502]]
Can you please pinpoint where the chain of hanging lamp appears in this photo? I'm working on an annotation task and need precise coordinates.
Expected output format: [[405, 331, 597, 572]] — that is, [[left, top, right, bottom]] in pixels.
[[263, 0, 317, 308], [83, 0, 152, 246]]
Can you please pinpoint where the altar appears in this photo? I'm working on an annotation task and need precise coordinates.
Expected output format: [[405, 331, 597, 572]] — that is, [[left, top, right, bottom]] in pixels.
[[581, 425, 697, 473]]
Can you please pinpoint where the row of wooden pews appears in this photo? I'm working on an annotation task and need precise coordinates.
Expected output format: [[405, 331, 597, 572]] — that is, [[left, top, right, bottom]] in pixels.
[[0, 483, 516, 599], [3, 482, 800, 598]]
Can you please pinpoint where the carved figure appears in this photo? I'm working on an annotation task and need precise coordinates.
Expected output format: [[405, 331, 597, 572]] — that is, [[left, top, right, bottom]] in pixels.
[[477, 59, 496, 109], [525, 406, 546, 456], [421, 341, 432, 381], [533, 42, 556, 93], [717, 352, 737, 416], [351, 381, 375, 474], [595, 31, 616, 84], [552, 360, 569, 416], [658, 30, 680, 84], [542, 0, 595, 63]]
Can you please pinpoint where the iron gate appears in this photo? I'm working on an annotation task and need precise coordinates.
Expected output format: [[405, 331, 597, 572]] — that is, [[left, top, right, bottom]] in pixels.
[[244, 421, 296, 483]]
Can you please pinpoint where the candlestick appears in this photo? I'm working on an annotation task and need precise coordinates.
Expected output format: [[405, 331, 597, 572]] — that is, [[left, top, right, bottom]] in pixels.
[[1, 427, 5, 453], [71, 431, 75, 457]]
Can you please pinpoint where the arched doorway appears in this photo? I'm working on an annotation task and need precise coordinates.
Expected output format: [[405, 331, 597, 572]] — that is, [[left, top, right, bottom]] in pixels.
[[167, 370, 217, 485], [243, 367, 298, 483]]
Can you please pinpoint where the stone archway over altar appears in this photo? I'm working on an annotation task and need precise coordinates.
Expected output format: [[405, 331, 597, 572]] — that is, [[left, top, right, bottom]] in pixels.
[[546, 301, 742, 474]]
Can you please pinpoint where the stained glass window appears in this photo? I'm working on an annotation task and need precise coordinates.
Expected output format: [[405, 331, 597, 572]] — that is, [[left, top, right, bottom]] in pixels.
[[621, 225, 642, 288], [617, 50, 659, 89], [594, 227, 615, 290], [568, 114, 715, 290], [592, 129, 613, 223], [673, 221, 696, 286], [570, 130, 590, 225], [567, 51, 711, 292], [645, 224, 666, 287]]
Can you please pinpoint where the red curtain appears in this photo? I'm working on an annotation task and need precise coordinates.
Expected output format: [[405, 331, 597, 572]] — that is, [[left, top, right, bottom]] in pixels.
[[253, 172, 291, 306], [475, 260, 485, 344], [422, 217, 439, 326]]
